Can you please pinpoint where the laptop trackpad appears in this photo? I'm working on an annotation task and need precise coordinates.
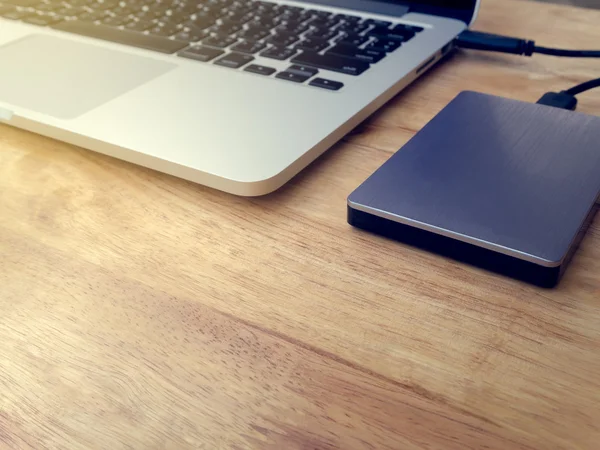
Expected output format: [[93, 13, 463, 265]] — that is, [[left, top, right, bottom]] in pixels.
[[0, 34, 176, 119]]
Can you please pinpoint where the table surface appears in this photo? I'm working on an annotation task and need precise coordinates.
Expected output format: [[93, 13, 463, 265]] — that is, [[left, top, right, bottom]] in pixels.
[[2, 1, 600, 448]]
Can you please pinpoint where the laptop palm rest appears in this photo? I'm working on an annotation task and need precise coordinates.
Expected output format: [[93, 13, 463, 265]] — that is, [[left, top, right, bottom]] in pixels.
[[0, 34, 175, 119]]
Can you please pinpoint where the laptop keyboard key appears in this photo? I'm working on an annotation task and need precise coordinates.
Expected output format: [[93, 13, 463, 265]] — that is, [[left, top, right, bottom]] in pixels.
[[178, 45, 224, 62], [310, 9, 332, 18], [279, 5, 303, 14], [231, 40, 267, 54], [333, 13, 361, 23], [203, 34, 238, 48], [267, 32, 299, 47], [327, 44, 385, 63], [338, 22, 370, 35], [173, 28, 209, 42], [278, 22, 310, 35], [287, 64, 318, 77], [238, 26, 271, 41], [296, 37, 329, 52], [385, 30, 415, 42], [291, 50, 370, 76], [244, 64, 277, 76], [309, 78, 343, 91], [300, 8, 317, 18], [253, 14, 278, 29], [338, 33, 370, 47], [369, 25, 414, 42], [212, 20, 243, 35], [214, 52, 254, 68], [225, 11, 255, 24], [367, 25, 394, 37], [148, 24, 179, 37], [276, 71, 311, 83], [311, 17, 341, 29], [260, 45, 298, 60], [278, 7, 302, 19], [255, 1, 277, 9], [93, 0, 119, 10], [393, 23, 423, 33], [364, 19, 391, 28], [227, 4, 255, 16], [33, 3, 56, 12], [54, 6, 88, 18], [312, 10, 333, 19], [162, 11, 188, 26], [111, 5, 135, 15], [123, 19, 153, 31], [100, 15, 128, 26], [52, 21, 188, 53], [305, 27, 339, 41], [77, 10, 107, 21], [134, 8, 165, 21], [184, 15, 214, 29], [365, 38, 402, 53]]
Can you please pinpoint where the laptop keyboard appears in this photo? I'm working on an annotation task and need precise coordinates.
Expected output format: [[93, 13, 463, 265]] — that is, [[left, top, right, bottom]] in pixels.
[[0, 0, 424, 90]]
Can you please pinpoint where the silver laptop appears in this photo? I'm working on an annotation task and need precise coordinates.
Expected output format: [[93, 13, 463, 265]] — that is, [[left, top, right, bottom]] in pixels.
[[0, 0, 479, 195]]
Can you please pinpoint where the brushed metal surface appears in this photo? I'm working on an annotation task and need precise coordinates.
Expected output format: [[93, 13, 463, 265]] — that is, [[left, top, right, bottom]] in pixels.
[[348, 91, 600, 266]]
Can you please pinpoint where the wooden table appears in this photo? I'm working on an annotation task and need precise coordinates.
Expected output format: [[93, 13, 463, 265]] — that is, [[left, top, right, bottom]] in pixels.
[[2, 1, 600, 448]]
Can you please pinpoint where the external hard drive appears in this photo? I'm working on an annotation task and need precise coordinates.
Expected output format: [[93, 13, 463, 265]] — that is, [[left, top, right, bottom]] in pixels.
[[347, 91, 600, 287]]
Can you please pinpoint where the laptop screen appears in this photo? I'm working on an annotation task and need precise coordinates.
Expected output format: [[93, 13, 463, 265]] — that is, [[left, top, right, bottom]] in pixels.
[[399, 0, 477, 23], [411, 0, 475, 7], [308, 0, 478, 24], [388, 0, 476, 12]]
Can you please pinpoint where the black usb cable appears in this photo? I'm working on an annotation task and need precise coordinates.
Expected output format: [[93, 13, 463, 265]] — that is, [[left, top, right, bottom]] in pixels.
[[455, 30, 600, 58], [454, 30, 600, 111]]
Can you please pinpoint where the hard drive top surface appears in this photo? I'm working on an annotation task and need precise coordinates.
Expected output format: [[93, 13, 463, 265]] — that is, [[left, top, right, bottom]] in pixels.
[[348, 91, 600, 266]]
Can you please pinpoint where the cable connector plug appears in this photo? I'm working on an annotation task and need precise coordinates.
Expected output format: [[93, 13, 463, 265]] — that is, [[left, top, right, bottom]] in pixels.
[[536, 91, 578, 111], [455, 30, 535, 56]]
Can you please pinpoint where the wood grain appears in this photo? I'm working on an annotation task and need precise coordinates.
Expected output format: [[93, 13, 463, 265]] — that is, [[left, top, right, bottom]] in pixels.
[[1, 1, 600, 448]]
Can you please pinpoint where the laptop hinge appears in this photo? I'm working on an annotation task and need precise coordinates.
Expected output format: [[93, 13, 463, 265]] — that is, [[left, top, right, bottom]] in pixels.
[[298, 0, 410, 18]]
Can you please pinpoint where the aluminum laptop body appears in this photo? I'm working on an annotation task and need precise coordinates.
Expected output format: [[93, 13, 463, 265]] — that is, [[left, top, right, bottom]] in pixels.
[[0, 0, 479, 195]]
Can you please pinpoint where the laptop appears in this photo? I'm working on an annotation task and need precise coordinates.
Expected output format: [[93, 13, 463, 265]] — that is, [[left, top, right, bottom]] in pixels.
[[0, 0, 479, 196]]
